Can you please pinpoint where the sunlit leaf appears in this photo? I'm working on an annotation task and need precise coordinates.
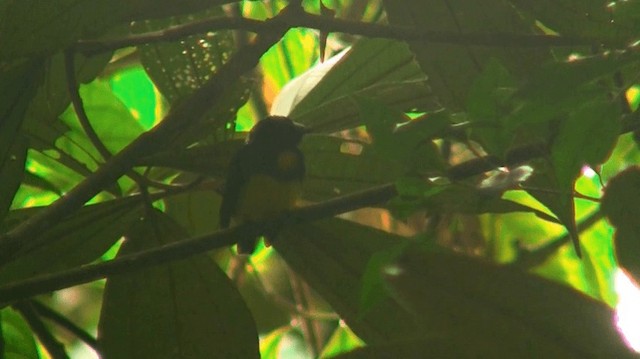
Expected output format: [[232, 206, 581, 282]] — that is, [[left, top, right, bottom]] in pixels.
[[99, 211, 259, 359], [1, 307, 38, 359], [318, 324, 364, 359], [274, 38, 434, 132], [552, 98, 621, 191], [135, 7, 250, 142], [525, 160, 580, 255]]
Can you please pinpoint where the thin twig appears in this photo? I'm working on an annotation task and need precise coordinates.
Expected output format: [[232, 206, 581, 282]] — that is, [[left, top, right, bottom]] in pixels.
[[14, 301, 70, 359], [64, 49, 113, 162], [31, 300, 99, 351], [512, 210, 604, 269]]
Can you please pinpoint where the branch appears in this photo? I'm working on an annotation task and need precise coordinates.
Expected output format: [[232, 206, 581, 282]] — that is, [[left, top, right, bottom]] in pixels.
[[31, 300, 99, 351], [0, 14, 290, 264], [77, 11, 592, 55], [14, 301, 70, 359], [0, 184, 396, 303]]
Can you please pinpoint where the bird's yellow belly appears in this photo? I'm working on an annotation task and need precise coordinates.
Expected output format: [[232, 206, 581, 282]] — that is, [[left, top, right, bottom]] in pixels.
[[236, 175, 301, 222]]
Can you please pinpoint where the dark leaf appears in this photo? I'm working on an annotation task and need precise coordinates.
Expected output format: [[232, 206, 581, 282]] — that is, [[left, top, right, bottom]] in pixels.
[[383, 247, 635, 357], [0, 197, 143, 284], [601, 166, 640, 281], [98, 211, 259, 359]]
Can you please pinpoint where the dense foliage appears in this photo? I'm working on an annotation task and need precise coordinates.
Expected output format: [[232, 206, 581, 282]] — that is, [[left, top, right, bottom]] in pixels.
[[2, 0, 640, 357]]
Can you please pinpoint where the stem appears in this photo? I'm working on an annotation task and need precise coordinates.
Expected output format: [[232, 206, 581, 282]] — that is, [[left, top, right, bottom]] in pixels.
[[14, 301, 70, 359]]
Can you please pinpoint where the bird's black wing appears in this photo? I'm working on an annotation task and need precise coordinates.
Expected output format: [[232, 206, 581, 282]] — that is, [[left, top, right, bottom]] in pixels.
[[219, 146, 250, 229]]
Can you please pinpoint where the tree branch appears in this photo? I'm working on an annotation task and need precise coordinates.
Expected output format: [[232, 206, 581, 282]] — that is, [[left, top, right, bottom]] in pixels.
[[14, 301, 70, 359], [0, 14, 290, 265], [0, 184, 396, 303], [31, 300, 99, 351], [77, 11, 592, 55]]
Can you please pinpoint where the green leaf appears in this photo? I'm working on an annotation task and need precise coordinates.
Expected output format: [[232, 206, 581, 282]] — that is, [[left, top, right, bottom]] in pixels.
[[318, 324, 364, 359], [358, 243, 409, 320], [0, 197, 143, 284], [552, 99, 621, 191], [383, 0, 551, 109], [383, 246, 636, 358], [301, 136, 404, 201], [60, 80, 145, 162], [525, 160, 580, 255], [275, 218, 418, 344], [509, 51, 640, 127], [389, 178, 560, 222], [23, 51, 112, 137], [601, 166, 640, 280], [98, 211, 259, 359], [274, 38, 434, 132], [164, 189, 222, 237], [135, 7, 250, 142], [355, 97, 450, 171], [467, 58, 517, 156], [260, 326, 291, 359], [1, 307, 38, 359]]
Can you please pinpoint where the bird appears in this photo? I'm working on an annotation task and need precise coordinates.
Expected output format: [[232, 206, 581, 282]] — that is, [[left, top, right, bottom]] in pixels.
[[219, 116, 308, 254]]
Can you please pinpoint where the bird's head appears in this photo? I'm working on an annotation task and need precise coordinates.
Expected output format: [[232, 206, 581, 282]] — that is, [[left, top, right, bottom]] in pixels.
[[247, 116, 309, 148]]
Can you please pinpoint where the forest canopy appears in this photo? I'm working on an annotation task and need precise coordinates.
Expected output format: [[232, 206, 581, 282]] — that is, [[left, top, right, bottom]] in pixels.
[[1, 0, 640, 358]]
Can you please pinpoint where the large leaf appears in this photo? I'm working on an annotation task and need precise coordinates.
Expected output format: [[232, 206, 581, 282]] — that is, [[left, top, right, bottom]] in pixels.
[[383, 0, 551, 110], [301, 135, 405, 201], [466, 58, 517, 157], [601, 166, 640, 282], [383, 246, 635, 357], [275, 219, 634, 356], [551, 98, 621, 191], [98, 211, 259, 359], [525, 160, 581, 256], [275, 218, 418, 344], [0, 197, 143, 285], [273, 38, 435, 133], [134, 7, 251, 144], [1, 307, 38, 359], [356, 96, 449, 172], [508, 50, 640, 128], [23, 51, 113, 139]]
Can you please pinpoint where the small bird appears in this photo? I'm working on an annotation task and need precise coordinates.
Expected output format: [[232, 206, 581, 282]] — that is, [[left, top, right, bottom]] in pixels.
[[219, 116, 308, 254]]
